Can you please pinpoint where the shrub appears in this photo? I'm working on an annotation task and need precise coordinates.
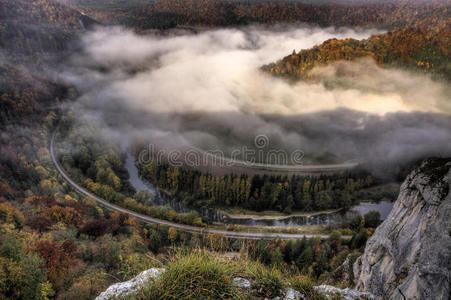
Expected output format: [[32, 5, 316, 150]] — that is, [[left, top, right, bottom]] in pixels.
[[351, 230, 368, 250], [349, 215, 364, 232], [290, 275, 326, 300], [79, 219, 109, 238], [138, 250, 243, 299], [34, 240, 78, 288], [27, 215, 52, 232], [0, 202, 24, 229], [0, 256, 46, 300], [364, 211, 381, 228], [246, 263, 285, 299]]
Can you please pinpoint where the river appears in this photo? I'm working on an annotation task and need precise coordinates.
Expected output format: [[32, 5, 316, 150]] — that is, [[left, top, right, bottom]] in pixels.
[[125, 152, 394, 226]]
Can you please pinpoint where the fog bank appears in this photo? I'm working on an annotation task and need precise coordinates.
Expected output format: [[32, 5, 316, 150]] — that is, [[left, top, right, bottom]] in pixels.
[[63, 25, 451, 171]]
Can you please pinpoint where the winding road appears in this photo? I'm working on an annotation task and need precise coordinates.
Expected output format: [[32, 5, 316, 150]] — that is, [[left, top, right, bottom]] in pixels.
[[50, 132, 347, 240]]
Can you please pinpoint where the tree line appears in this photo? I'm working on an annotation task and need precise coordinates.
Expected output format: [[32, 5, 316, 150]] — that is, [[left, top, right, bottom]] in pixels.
[[124, 0, 448, 31], [139, 159, 374, 213]]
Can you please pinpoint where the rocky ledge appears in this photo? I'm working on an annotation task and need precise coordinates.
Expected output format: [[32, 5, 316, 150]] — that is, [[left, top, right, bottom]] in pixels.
[[354, 158, 451, 300], [95, 267, 373, 300], [96, 268, 164, 300]]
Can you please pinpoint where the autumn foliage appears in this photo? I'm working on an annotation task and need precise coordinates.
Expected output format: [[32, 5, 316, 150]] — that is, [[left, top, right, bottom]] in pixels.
[[0, 202, 24, 229], [34, 240, 78, 288], [264, 22, 451, 80]]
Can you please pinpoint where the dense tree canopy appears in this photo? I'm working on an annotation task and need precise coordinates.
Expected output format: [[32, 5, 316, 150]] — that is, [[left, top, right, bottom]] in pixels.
[[139, 159, 374, 213], [264, 21, 451, 80]]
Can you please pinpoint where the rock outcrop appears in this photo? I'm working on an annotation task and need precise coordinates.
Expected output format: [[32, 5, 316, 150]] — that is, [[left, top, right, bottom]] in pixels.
[[95, 268, 374, 300], [95, 270, 307, 300], [354, 158, 451, 300], [96, 268, 164, 300], [314, 285, 376, 300], [326, 252, 361, 286]]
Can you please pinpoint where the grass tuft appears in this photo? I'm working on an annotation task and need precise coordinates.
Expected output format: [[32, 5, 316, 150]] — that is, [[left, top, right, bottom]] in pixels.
[[290, 275, 327, 300], [138, 250, 244, 300], [244, 262, 286, 298]]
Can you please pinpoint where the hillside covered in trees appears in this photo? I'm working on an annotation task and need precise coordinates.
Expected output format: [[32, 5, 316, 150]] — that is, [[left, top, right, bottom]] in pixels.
[[0, 0, 94, 125], [263, 20, 451, 81], [0, 0, 96, 57]]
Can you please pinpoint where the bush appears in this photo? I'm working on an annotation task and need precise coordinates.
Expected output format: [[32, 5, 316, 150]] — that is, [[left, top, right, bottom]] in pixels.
[[351, 230, 368, 250], [0, 256, 46, 300], [364, 211, 381, 228], [0, 202, 24, 229], [290, 275, 326, 300], [246, 263, 285, 299], [349, 215, 364, 232], [138, 250, 243, 299], [26, 215, 52, 232], [79, 219, 109, 238]]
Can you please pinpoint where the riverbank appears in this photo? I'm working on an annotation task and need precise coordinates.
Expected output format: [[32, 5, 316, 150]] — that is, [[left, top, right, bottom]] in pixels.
[[209, 223, 337, 236], [219, 207, 343, 221]]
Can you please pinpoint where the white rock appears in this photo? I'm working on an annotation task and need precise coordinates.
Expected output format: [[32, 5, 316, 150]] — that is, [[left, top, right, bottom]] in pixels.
[[281, 288, 304, 300], [233, 277, 251, 289], [95, 268, 165, 300], [314, 284, 377, 300]]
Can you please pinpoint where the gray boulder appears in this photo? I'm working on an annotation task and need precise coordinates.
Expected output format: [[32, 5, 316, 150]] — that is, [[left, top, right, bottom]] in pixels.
[[233, 277, 252, 289], [273, 288, 304, 300], [314, 284, 376, 300]]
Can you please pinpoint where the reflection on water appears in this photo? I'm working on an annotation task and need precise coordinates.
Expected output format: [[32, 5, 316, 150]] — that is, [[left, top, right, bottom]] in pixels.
[[350, 200, 394, 220], [125, 152, 394, 226], [223, 200, 394, 226], [126, 152, 191, 213], [222, 213, 345, 226], [125, 152, 156, 194]]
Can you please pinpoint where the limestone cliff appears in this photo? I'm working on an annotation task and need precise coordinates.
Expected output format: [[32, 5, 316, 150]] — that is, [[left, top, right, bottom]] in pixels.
[[354, 158, 451, 300]]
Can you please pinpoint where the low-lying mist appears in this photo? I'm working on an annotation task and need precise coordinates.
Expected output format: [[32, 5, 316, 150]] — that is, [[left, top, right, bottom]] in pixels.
[[62, 25, 451, 175]]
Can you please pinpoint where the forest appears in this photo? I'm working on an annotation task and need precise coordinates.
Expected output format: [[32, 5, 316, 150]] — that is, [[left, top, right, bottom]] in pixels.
[[0, 0, 96, 57], [138, 158, 376, 213], [64, 0, 449, 32], [263, 21, 451, 81]]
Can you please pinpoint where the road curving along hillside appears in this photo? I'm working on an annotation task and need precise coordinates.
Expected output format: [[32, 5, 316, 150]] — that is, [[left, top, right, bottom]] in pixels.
[[50, 131, 348, 240]]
